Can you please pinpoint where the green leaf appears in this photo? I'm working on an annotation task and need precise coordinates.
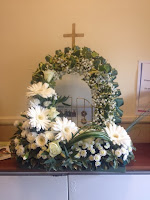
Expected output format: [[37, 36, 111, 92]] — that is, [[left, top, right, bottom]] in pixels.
[[93, 59, 100, 68], [82, 160, 88, 169], [113, 82, 119, 88], [45, 55, 51, 62], [62, 102, 71, 107], [126, 108, 150, 133], [111, 69, 118, 76], [113, 160, 118, 169], [64, 47, 71, 54], [92, 51, 99, 58], [116, 89, 121, 96], [68, 131, 110, 147], [42, 151, 49, 156], [55, 50, 62, 56], [103, 64, 111, 73], [115, 98, 124, 107], [73, 46, 80, 51], [44, 158, 56, 164], [64, 145, 69, 157], [73, 50, 80, 57], [116, 107, 123, 117], [106, 157, 113, 162], [114, 116, 121, 124]]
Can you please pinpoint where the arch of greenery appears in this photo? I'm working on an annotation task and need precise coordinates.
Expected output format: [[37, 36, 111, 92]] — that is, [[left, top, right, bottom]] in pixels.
[[32, 46, 124, 126]]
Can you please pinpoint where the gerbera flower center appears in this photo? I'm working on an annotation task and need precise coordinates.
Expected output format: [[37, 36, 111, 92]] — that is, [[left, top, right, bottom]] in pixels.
[[113, 133, 119, 138], [64, 127, 70, 133], [37, 115, 44, 120]]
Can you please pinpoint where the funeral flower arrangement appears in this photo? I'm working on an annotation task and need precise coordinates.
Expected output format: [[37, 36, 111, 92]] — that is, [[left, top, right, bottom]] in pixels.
[[10, 47, 134, 171]]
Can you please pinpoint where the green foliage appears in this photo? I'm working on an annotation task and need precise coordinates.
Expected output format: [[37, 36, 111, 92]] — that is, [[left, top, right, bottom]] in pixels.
[[9, 46, 130, 172], [68, 131, 110, 147]]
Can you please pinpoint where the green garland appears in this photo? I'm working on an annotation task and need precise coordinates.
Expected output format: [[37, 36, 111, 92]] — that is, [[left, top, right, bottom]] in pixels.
[[10, 46, 135, 172], [32, 46, 123, 126]]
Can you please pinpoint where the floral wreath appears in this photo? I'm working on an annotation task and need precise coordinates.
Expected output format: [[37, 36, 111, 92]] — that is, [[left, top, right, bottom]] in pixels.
[[10, 47, 134, 171]]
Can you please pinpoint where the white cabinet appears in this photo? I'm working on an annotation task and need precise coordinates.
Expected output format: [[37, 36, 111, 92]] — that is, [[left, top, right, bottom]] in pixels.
[[68, 175, 150, 200], [0, 174, 150, 200], [0, 176, 68, 200]]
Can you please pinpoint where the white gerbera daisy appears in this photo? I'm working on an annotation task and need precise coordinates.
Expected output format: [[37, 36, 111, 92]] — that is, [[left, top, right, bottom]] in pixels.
[[52, 117, 78, 141], [27, 82, 56, 98], [27, 106, 50, 131], [105, 123, 131, 147], [36, 133, 48, 147]]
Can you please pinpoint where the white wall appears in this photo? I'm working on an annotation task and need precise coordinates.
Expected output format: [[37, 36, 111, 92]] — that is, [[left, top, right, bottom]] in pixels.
[[0, 0, 150, 125]]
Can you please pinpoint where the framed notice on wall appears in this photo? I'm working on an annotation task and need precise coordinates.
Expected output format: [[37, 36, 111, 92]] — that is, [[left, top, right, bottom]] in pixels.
[[136, 61, 150, 115]]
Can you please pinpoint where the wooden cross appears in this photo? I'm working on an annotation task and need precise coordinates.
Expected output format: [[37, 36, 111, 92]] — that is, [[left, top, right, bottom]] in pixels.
[[63, 23, 84, 48]]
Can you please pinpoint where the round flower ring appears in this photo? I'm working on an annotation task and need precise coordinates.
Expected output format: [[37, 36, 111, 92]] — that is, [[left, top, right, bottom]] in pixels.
[[32, 46, 124, 126], [10, 46, 135, 172]]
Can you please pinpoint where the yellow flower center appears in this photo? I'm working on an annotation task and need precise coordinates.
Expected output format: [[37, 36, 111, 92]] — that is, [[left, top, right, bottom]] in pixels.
[[38, 115, 44, 120], [40, 137, 44, 142], [113, 133, 119, 138], [64, 127, 70, 133]]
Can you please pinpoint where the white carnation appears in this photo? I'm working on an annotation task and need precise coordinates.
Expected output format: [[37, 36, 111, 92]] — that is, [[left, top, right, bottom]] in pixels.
[[16, 145, 24, 156]]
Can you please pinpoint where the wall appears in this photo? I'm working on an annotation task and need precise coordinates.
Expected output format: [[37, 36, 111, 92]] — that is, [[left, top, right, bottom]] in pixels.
[[0, 0, 150, 140]]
